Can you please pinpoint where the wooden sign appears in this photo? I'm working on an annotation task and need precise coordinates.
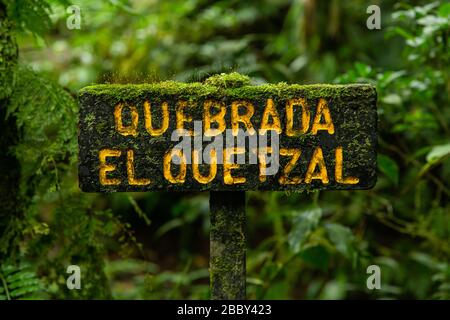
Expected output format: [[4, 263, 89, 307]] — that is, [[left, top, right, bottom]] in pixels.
[[78, 82, 377, 192]]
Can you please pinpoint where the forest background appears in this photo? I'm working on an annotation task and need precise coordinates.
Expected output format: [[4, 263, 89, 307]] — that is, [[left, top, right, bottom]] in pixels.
[[0, 0, 449, 299]]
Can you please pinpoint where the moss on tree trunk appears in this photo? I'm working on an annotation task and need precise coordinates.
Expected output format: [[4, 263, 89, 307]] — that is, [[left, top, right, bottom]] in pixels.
[[210, 191, 246, 299], [0, 1, 22, 259]]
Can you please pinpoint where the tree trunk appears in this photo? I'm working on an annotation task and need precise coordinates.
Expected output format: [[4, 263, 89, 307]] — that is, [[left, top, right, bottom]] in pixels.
[[0, 1, 22, 259]]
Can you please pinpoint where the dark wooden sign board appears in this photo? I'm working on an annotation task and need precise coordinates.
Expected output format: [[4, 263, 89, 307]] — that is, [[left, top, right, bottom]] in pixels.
[[78, 74, 377, 299]]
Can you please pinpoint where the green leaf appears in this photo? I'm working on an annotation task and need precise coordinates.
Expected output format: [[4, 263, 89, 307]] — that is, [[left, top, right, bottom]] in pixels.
[[381, 93, 402, 105], [299, 245, 330, 271], [10, 285, 41, 299], [6, 271, 35, 283], [1, 265, 20, 276], [438, 3, 450, 17], [8, 278, 40, 290], [392, 9, 415, 21], [417, 15, 448, 27], [324, 223, 355, 260], [6, 0, 53, 36], [387, 26, 415, 40], [410, 252, 444, 271], [288, 206, 322, 253], [378, 154, 399, 186], [426, 143, 450, 163], [319, 279, 346, 300], [377, 70, 406, 87], [154, 218, 184, 239], [354, 63, 372, 77]]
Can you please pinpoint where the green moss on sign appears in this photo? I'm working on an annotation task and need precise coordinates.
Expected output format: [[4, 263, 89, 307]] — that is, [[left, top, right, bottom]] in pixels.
[[78, 74, 377, 192]]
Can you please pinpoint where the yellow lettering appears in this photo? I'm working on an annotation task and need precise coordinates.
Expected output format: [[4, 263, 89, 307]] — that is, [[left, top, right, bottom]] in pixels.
[[304, 147, 329, 184], [114, 103, 139, 137], [260, 98, 282, 134], [223, 147, 246, 185], [143, 101, 169, 136], [99, 149, 121, 185], [335, 147, 359, 184], [286, 98, 310, 136], [176, 100, 193, 136], [311, 99, 334, 135], [126, 149, 151, 185], [279, 148, 302, 184], [257, 147, 272, 182], [163, 148, 187, 183], [204, 100, 226, 137], [192, 148, 217, 184], [231, 100, 255, 136]]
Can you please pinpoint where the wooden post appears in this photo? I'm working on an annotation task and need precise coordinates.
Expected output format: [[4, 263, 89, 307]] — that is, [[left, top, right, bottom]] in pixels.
[[210, 191, 246, 300]]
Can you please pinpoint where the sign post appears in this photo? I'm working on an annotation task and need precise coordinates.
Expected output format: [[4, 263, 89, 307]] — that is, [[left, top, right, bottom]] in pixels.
[[210, 191, 246, 299], [78, 73, 377, 299]]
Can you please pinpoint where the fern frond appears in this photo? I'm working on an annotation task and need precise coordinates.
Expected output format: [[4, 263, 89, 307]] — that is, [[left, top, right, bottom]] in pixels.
[[0, 263, 42, 300], [7, 65, 77, 195]]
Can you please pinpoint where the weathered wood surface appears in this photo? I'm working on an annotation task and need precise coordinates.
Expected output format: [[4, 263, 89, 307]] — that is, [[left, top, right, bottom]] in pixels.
[[78, 82, 377, 192]]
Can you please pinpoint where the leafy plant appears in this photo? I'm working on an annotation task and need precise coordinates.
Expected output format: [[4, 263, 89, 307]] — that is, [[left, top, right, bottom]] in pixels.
[[0, 264, 41, 300]]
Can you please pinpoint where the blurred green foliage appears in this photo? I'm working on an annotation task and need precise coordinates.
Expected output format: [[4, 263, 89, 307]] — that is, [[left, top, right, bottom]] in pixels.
[[0, 0, 449, 299]]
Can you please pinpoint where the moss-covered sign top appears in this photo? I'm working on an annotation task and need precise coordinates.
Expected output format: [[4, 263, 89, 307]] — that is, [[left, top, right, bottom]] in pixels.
[[78, 78, 377, 192]]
